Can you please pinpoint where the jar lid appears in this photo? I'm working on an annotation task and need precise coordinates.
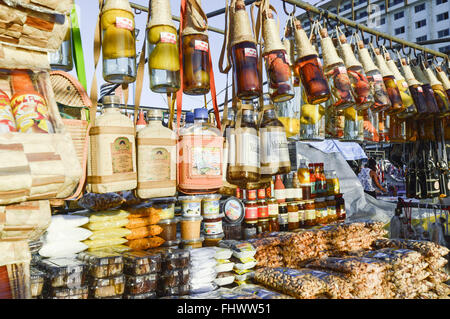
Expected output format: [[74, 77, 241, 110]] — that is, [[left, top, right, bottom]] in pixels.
[[158, 217, 180, 225], [221, 197, 245, 225], [204, 233, 224, 240], [257, 200, 267, 204], [179, 196, 202, 202], [102, 95, 121, 106], [287, 202, 298, 206], [181, 237, 205, 245], [147, 109, 163, 118], [245, 200, 258, 204], [161, 239, 181, 248], [181, 215, 203, 222]]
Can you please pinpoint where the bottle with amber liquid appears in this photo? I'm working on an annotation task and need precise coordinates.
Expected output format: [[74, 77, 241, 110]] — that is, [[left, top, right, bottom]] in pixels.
[[309, 163, 317, 198], [297, 160, 311, 199], [411, 63, 440, 116], [435, 66, 450, 101], [274, 174, 286, 204], [293, 19, 330, 104], [373, 47, 404, 115], [220, 108, 237, 196], [400, 58, 429, 119], [423, 65, 450, 117], [182, 33, 210, 95]]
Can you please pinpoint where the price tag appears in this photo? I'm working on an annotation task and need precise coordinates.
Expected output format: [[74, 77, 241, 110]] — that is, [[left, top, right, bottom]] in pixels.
[[417, 87, 423, 93], [338, 66, 347, 74], [373, 74, 383, 81], [194, 40, 209, 52], [160, 32, 177, 44], [115, 17, 134, 31], [244, 48, 257, 58]]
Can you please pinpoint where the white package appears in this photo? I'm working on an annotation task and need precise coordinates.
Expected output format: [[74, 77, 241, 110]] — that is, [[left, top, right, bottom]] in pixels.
[[46, 214, 89, 231], [44, 227, 92, 242], [39, 240, 88, 258]]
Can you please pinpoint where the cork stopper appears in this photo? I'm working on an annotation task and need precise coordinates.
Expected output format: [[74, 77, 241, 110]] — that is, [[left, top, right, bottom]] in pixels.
[[400, 59, 421, 86], [423, 67, 443, 87], [386, 58, 405, 81], [436, 66, 450, 90], [357, 42, 378, 73], [102, 0, 133, 14], [340, 39, 363, 69], [262, 9, 285, 54], [373, 48, 394, 77], [319, 28, 344, 68], [293, 19, 317, 58], [411, 64, 429, 85], [147, 0, 176, 29], [182, 0, 208, 37], [230, 0, 256, 47]]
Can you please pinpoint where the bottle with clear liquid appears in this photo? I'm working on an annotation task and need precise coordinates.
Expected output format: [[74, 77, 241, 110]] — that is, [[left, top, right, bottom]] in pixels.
[[220, 108, 238, 196], [297, 160, 311, 200], [299, 85, 326, 141], [423, 65, 450, 117], [343, 107, 363, 142], [49, 20, 73, 71], [101, 0, 136, 84]]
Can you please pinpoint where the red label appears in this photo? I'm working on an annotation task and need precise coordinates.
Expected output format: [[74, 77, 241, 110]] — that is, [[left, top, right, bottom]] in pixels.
[[116, 17, 134, 31], [244, 48, 257, 58], [417, 87, 423, 93], [257, 189, 266, 199], [194, 40, 209, 52], [258, 204, 269, 218], [160, 32, 177, 44], [246, 189, 257, 201], [245, 206, 258, 219]]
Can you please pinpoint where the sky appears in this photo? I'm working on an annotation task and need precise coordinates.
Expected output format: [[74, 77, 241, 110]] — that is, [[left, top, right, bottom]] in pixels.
[[71, 0, 317, 113]]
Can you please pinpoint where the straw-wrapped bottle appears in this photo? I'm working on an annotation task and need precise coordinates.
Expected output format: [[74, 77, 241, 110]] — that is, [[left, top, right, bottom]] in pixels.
[[435, 66, 450, 101], [399, 58, 429, 118], [411, 63, 440, 115], [357, 41, 391, 112], [147, 0, 180, 93], [422, 65, 450, 117], [283, 21, 298, 87], [101, 0, 136, 84]]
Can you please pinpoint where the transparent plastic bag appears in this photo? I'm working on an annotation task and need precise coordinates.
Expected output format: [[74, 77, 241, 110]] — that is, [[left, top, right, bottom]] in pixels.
[[84, 218, 129, 231], [78, 193, 125, 211], [89, 228, 132, 241], [389, 216, 402, 239], [83, 237, 128, 249]]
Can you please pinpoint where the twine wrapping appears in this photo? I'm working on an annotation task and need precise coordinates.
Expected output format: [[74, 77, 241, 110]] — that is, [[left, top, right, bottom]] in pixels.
[[337, 30, 362, 69], [319, 27, 344, 69], [371, 46, 394, 77], [230, 0, 256, 48], [384, 51, 405, 81], [182, 0, 208, 36], [147, 0, 176, 29], [400, 58, 421, 86], [357, 41, 378, 73], [293, 18, 316, 58], [423, 67, 443, 87], [436, 66, 450, 90], [260, 2, 284, 55], [102, 0, 133, 13]]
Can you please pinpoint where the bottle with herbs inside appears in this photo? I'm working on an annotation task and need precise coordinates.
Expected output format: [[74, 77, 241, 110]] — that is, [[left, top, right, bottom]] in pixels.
[[284, 18, 299, 87], [435, 66, 450, 101], [101, 0, 136, 84], [181, 0, 210, 95], [337, 33, 374, 111], [422, 64, 450, 117], [357, 41, 391, 113], [227, 103, 260, 187], [411, 63, 440, 116], [320, 28, 355, 110], [372, 47, 404, 115], [343, 107, 364, 142], [293, 19, 330, 104], [399, 58, 429, 118], [299, 88, 326, 141], [147, 0, 180, 93]]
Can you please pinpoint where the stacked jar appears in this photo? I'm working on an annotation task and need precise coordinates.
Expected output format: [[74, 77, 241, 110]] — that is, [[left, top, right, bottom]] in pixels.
[[155, 248, 190, 298], [201, 195, 224, 246], [221, 197, 245, 240], [178, 195, 203, 248], [267, 197, 279, 232], [243, 199, 258, 239], [314, 197, 328, 225], [157, 217, 180, 249]]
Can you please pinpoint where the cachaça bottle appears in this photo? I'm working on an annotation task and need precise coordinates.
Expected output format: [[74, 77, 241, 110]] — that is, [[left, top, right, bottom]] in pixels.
[[297, 159, 311, 200], [399, 58, 429, 119], [299, 87, 325, 141], [135, 110, 147, 132], [101, 0, 136, 84], [357, 41, 391, 113], [411, 63, 440, 116], [147, 0, 180, 93], [337, 34, 374, 111], [220, 108, 238, 196], [435, 66, 450, 101], [343, 107, 363, 142], [283, 20, 299, 87], [422, 64, 450, 117], [388, 115, 406, 143], [293, 19, 330, 105], [320, 28, 355, 110]]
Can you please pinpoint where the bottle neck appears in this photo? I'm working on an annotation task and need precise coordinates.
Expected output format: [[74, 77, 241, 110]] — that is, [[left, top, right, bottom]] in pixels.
[[194, 118, 208, 124], [262, 108, 277, 120], [148, 117, 163, 124]]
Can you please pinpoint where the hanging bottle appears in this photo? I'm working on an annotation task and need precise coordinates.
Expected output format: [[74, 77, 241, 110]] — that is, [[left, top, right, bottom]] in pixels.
[[88, 95, 137, 193], [337, 33, 374, 111], [258, 103, 291, 177], [357, 41, 391, 113], [181, 0, 210, 95], [220, 108, 238, 196], [283, 19, 299, 87], [300, 86, 325, 141], [388, 115, 406, 143], [178, 108, 224, 194], [227, 103, 260, 186], [260, 7, 294, 102], [372, 48, 404, 115], [274, 174, 286, 204], [399, 58, 429, 119], [385, 52, 417, 120], [147, 0, 180, 93], [320, 28, 355, 110], [137, 109, 177, 199], [297, 159, 311, 200], [422, 65, 450, 117], [343, 106, 363, 142], [293, 19, 330, 104], [275, 86, 301, 139], [10, 70, 54, 134], [435, 66, 450, 101], [362, 108, 379, 143], [101, 0, 136, 84], [229, 0, 261, 100], [49, 18, 74, 71], [411, 63, 440, 115], [377, 111, 389, 143]]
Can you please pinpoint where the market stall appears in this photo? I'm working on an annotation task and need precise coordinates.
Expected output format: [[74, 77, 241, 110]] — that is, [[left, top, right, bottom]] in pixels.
[[0, 0, 449, 300]]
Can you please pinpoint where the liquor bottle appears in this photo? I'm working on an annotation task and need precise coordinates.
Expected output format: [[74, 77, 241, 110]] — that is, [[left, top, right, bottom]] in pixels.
[[422, 65, 450, 117], [135, 110, 147, 131], [435, 66, 450, 101], [220, 108, 237, 196], [297, 159, 311, 200], [411, 63, 440, 115], [274, 174, 286, 204], [399, 58, 429, 118]]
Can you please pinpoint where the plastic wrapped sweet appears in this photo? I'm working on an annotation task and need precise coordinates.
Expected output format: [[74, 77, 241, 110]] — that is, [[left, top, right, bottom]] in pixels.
[[77, 251, 124, 279], [231, 256, 257, 271], [127, 237, 165, 250], [88, 228, 132, 241], [39, 241, 88, 258], [46, 215, 89, 231], [214, 272, 235, 287], [122, 250, 162, 275], [190, 267, 216, 286], [160, 249, 190, 271], [125, 273, 158, 295], [123, 291, 157, 299], [189, 282, 218, 295], [77, 193, 125, 211], [83, 237, 128, 250], [215, 259, 235, 273], [30, 267, 45, 298], [89, 275, 125, 299], [37, 258, 87, 288], [46, 285, 89, 299], [160, 269, 190, 288]]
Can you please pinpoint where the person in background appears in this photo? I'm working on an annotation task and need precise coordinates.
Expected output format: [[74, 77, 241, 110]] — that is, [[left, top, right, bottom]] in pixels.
[[358, 158, 387, 198]]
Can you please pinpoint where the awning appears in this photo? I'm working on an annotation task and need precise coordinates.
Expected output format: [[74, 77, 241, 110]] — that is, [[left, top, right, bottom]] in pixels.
[[300, 139, 368, 161]]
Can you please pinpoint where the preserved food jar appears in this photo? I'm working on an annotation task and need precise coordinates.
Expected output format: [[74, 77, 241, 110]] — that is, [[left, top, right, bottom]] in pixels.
[[326, 196, 337, 223], [400, 58, 429, 118], [287, 202, 299, 230], [293, 20, 330, 104], [309, 163, 316, 198], [203, 215, 224, 236], [337, 34, 374, 111], [297, 160, 311, 200], [246, 189, 257, 201], [357, 41, 391, 113], [303, 200, 316, 226], [137, 109, 177, 199], [49, 19, 73, 71], [275, 87, 301, 139], [325, 170, 340, 195], [202, 194, 221, 218], [179, 196, 202, 217], [157, 218, 180, 242], [269, 216, 279, 232], [147, 0, 180, 93], [259, 104, 291, 177], [299, 87, 326, 141], [178, 108, 224, 194], [320, 28, 355, 110], [335, 193, 346, 222], [180, 215, 203, 240], [88, 95, 137, 193], [297, 201, 306, 228], [243, 220, 258, 239], [373, 48, 404, 115], [257, 200, 269, 219], [257, 218, 270, 234], [267, 197, 279, 217], [101, 0, 136, 84], [204, 233, 224, 247], [257, 188, 266, 200], [315, 197, 327, 224], [244, 200, 258, 221], [343, 107, 364, 142], [278, 203, 288, 231]]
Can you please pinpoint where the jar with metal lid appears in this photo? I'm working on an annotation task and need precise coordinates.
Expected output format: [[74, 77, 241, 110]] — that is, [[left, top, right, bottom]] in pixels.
[[243, 220, 258, 239], [278, 203, 288, 231], [287, 202, 299, 231], [244, 200, 258, 222], [315, 197, 328, 224], [257, 200, 269, 219], [257, 218, 270, 234], [246, 189, 257, 201], [335, 194, 346, 222], [303, 200, 316, 226], [325, 170, 340, 196], [269, 216, 279, 232], [326, 196, 337, 223], [297, 201, 306, 228]]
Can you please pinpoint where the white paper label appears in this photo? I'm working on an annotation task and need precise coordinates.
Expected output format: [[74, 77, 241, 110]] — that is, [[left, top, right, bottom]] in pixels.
[[274, 189, 285, 200], [259, 128, 290, 165], [160, 32, 177, 44], [417, 87, 423, 93], [195, 40, 209, 52], [338, 66, 347, 74], [244, 48, 257, 58], [236, 131, 260, 167], [373, 74, 383, 81], [402, 81, 408, 88], [116, 17, 134, 31], [227, 128, 236, 166]]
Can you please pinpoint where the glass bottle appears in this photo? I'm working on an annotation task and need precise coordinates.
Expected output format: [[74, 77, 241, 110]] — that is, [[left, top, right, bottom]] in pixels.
[[287, 202, 299, 230], [274, 174, 286, 204], [435, 66, 450, 101], [135, 110, 147, 132], [275, 85, 301, 139], [292, 172, 303, 201], [309, 163, 316, 198], [304, 200, 316, 226], [147, 0, 180, 93], [101, 0, 136, 84], [220, 108, 237, 196], [362, 109, 378, 143], [315, 197, 327, 224], [320, 28, 355, 110], [412, 63, 440, 115], [283, 173, 295, 202], [343, 107, 363, 142], [278, 203, 289, 231], [297, 160, 311, 200], [337, 34, 374, 111], [325, 170, 340, 196], [325, 103, 344, 139], [423, 65, 450, 117], [299, 86, 326, 141], [357, 41, 391, 113], [293, 19, 330, 104], [378, 111, 389, 143], [373, 48, 403, 115], [259, 105, 291, 177], [284, 20, 299, 87], [49, 19, 73, 71], [335, 194, 346, 222], [389, 116, 406, 143], [318, 163, 327, 197], [228, 107, 260, 186], [399, 58, 429, 119], [178, 108, 224, 194]]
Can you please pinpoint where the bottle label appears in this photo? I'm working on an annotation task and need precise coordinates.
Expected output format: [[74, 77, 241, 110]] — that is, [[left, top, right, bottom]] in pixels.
[[317, 207, 327, 218], [194, 40, 209, 52], [279, 213, 288, 225], [417, 87, 423, 93], [143, 147, 171, 181], [245, 206, 258, 220], [11, 93, 53, 133], [305, 209, 315, 220], [274, 189, 285, 201], [0, 91, 16, 133], [258, 205, 269, 218], [203, 221, 223, 235], [285, 188, 297, 200], [288, 211, 299, 223], [373, 74, 383, 82], [268, 203, 279, 217], [328, 206, 336, 217], [224, 200, 243, 222], [236, 130, 260, 168], [246, 189, 257, 201], [244, 48, 257, 58], [111, 137, 134, 174], [259, 128, 290, 165], [227, 128, 236, 166], [295, 188, 303, 199], [191, 146, 222, 176], [116, 17, 134, 31], [160, 32, 177, 44]]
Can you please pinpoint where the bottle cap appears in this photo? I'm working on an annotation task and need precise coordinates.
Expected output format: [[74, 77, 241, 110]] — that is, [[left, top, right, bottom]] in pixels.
[[102, 95, 121, 107], [185, 111, 194, 123], [148, 109, 163, 118], [194, 108, 208, 120]]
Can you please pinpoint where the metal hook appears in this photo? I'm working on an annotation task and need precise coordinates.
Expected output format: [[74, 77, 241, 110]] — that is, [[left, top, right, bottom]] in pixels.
[[133, 7, 142, 15], [282, 0, 296, 16]]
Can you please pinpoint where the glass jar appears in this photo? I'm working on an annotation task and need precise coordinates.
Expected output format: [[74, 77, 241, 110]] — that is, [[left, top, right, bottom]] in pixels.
[[324, 63, 355, 110], [232, 42, 261, 100], [347, 65, 374, 111], [303, 200, 316, 226], [295, 54, 331, 105], [335, 193, 346, 222], [308, 163, 317, 199], [246, 189, 257, 201], [325, 170, 340, 196], [257, 200, 269, 220], [287, 202, 299, 230], [101, 0, 136, 84], [267, 198, 279, 218], [362, 109, 378, 143], [325, 104, 345, 139], [326, 196, 337, 223], [278, 203, 288, 231], [244, 200, 258, 221], [315, 197, 327, 225], [343, 107, 364, 142], [299, 99, 326, 141], [297, 201, 306, 228], [275, 86, 301, 139], [269, 216, 279, 232], [243, 220, 258, 239], [182, 34, 210, 95], [264, 50, 295, 102], [257, 218, 270, 234], [297, 160, 311, 200], [382, 75, 404, 115]]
